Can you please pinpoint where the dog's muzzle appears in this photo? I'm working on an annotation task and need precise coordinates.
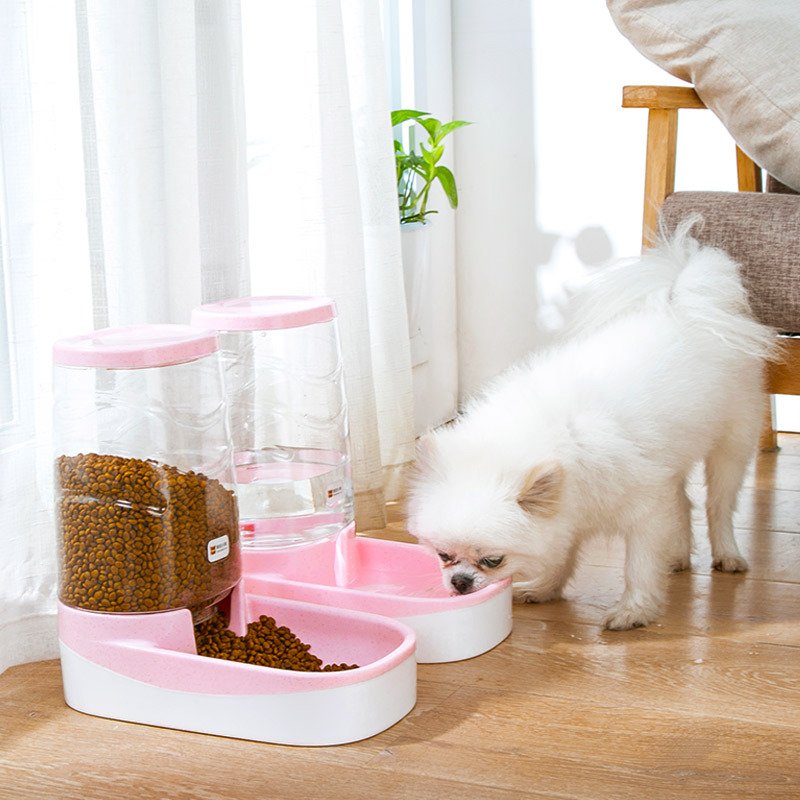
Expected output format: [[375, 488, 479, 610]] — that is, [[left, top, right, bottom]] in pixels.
[[450, 573, 475, 594]]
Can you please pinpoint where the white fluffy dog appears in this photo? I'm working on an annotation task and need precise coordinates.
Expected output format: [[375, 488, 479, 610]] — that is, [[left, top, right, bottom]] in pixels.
[[407, 224, 778, 629]]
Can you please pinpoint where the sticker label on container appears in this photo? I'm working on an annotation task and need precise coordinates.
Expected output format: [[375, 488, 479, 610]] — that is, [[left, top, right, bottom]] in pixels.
[[326, 482, 344, 508], [207, 535, 230, 563]]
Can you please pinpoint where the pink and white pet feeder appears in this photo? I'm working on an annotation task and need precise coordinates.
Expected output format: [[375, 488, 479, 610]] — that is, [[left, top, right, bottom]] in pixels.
[[52, 325, 417, 746]]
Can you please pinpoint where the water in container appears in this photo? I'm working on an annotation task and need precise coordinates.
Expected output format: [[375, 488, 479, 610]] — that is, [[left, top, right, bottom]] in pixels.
[[192, 297, 354, 548]]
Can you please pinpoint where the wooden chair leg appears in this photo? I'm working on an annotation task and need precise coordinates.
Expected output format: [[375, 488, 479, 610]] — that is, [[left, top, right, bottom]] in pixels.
[[736, 146, 762, 192], [641, 108, 678, 250], [760, 394, 779, 452]]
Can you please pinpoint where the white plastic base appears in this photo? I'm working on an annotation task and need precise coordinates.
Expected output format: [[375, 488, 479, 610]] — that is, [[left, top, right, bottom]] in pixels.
[[60, 642, 416, 746], [399, 583, 513, 663]]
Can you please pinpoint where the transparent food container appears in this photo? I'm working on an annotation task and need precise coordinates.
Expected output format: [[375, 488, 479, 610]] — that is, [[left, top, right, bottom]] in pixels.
[[52, 324, 240, 621], [191, 297, 354, 549]]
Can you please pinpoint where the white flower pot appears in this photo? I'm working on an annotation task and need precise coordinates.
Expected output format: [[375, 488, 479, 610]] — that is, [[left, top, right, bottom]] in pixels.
[[400, 220, 431, 367], [400, 217, 459, 435]]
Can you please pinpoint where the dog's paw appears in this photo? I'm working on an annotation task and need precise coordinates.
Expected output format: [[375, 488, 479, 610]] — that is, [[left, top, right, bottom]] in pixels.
[[668, 555, 691, 573], [712, 554, 749, 573], [603, 603, 658, 631], [513, 582, 563, 604]]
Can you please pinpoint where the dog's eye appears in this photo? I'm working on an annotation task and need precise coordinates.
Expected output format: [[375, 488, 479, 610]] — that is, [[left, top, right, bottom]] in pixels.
[[437, 551, 455, 563], [479, 556, 505, 569]]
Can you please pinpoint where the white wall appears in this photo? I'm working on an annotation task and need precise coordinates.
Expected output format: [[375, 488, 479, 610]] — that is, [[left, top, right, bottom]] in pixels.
[[452, 0, 543, 401], [529, 1, 737, 292], [452, 0, 800, 432]]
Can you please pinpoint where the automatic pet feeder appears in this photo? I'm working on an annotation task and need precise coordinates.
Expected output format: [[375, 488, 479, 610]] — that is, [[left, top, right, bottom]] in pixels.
[[191, 297, 513, 663], [52, 324, 416, 746]]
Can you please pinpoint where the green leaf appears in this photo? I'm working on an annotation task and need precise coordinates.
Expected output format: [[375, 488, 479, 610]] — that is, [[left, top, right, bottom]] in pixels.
[[437, 120, 472, 140], [400, 156, 425, 181], [394, 139, 405, 153], [421, 143, 444, 165], [391, 109, 429, 127], [418, 116, 442, 141], [435, 165, 458, 208]]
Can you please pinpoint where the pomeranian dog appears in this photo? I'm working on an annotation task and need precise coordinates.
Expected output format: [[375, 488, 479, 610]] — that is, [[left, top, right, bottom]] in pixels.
[[407, 222, 778, 629]]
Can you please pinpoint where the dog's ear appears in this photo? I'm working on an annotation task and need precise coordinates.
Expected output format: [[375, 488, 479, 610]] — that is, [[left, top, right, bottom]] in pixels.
[[518, 462, 564, 516]]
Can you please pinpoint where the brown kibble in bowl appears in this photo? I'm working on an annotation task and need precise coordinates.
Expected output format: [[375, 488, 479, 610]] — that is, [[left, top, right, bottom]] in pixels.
[[194, 612, 359, 672]]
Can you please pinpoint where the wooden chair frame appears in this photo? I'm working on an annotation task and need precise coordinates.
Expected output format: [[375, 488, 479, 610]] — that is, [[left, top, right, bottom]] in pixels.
[[623, 85, 800, 451]]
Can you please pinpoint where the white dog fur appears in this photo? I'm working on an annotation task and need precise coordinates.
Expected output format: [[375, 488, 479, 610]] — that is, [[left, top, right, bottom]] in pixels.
[[406, 222, 779, 629]]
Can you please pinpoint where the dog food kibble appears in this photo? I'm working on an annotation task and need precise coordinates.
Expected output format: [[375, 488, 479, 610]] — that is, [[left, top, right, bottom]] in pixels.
[[194, 612, 359, 672], [56, 453, 240, 615]]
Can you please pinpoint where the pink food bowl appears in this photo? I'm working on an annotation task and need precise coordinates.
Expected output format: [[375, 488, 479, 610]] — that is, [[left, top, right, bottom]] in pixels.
[[242, 523, 513, 663]]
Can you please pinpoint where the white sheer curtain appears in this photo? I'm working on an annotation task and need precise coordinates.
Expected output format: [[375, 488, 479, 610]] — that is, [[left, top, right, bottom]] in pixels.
[[0, 0, 413, 676], [242, 0, 414, 528], [1, 0, 249, 675]]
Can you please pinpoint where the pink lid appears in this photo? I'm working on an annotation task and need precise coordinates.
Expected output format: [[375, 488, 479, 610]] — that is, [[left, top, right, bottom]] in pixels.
[[191, 296, 336, 332], [53, 324, 219, 369]]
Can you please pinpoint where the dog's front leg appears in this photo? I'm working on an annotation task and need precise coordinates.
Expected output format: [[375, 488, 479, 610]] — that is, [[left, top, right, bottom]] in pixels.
[[513, 544, 579, 604], [604, 508, 673, 630]]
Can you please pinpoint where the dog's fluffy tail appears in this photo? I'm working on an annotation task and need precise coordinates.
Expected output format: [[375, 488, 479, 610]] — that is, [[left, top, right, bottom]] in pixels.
[[564, 216, 780, 361]]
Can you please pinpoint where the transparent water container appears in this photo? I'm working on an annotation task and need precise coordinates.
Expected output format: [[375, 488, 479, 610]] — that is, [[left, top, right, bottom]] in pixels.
[[52, 324, 241, 621], [192, 297, 354, 549]]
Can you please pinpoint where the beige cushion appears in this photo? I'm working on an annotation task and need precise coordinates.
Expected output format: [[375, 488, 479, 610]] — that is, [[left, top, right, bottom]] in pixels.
[[607, 0, 800, 192], [660, 192, 800, 333]]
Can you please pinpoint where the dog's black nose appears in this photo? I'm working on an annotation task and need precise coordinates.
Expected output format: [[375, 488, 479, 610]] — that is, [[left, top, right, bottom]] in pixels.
[[451, 574, 475, 594]]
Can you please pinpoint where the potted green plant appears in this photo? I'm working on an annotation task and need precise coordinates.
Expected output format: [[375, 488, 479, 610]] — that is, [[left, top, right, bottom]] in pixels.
[[392, 109, 470, 224], [391, 110, 470, 367]]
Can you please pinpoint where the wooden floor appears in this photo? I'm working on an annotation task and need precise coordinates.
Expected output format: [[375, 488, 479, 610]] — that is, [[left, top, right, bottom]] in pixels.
[[3, 435, 800, 799]]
